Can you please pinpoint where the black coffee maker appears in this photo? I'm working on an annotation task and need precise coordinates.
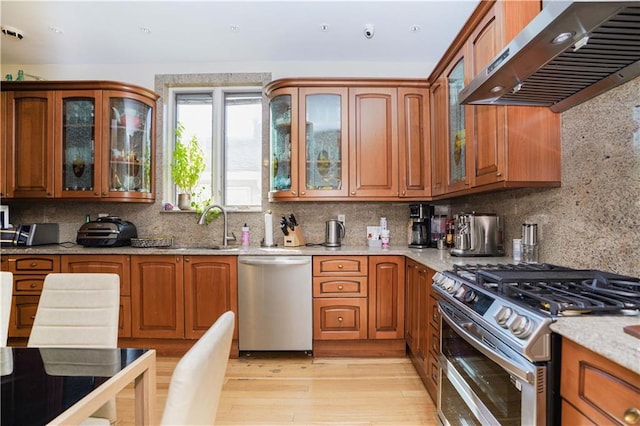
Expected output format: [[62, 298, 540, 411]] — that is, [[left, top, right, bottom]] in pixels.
[[408, 203, 434, 248]]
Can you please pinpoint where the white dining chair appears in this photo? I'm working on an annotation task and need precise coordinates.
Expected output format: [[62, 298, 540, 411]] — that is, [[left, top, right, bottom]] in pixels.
[[1, 271, 13, 347], [160, 310, 235, 425], [28, 273, 120, 425]]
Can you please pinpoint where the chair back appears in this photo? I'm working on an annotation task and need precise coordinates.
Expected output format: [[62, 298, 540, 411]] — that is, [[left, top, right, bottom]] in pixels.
[[28, 273, 120, 348], [160, 311, 235, 425], [1, 271, 13, 346]]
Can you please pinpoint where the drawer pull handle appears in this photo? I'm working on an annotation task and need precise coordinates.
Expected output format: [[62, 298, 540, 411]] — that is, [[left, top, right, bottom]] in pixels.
[[30, 283, 37, 288], [338, 317, 343, 322], [338, 285, 343, 290], [624, 408, 640, 425], [338, 264, 343, 269], [31, 316, 36, 320], [30, 262, 37, 267]]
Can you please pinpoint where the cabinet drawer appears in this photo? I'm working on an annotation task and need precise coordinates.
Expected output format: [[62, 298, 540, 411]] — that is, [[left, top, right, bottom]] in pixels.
[[561, 338, 640, 425], [313, 298, 367, 340], [313, 277, 367, 297], [429, 324, 440, 357], [8, 256, 60, 273], [14, 275, 45, 293], [426, 350, 440, 401], [9, 295, 40, 337], [313, 256, 367, 275]]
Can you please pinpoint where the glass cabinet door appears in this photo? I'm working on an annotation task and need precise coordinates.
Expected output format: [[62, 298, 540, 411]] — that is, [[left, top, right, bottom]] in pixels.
[[269, 88, 298, 198], [57, 91, 101, 198], [447, 57, 469, 192], [106, 93, 154, 199], [299, 88, 348, 197]]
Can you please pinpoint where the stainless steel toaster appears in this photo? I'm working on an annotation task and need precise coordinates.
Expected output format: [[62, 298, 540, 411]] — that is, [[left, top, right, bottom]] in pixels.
[[450, 212, 504, 257], [76, 216, 137, 247]]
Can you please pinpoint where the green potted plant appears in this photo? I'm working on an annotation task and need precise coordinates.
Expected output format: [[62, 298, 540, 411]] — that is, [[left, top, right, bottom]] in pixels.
[[171, 122, 206, 210]]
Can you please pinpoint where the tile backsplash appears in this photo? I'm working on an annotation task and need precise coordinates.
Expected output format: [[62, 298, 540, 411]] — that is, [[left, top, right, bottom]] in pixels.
[[6, 76, 639, 277]]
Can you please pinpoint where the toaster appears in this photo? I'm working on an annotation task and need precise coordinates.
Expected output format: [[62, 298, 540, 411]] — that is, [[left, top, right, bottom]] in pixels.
[[76, 216, 137, 247], [450, 212, 505, 257]]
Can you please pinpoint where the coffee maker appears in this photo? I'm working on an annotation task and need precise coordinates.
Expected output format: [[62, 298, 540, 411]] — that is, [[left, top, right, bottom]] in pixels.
[[408, 203, 434, 248]]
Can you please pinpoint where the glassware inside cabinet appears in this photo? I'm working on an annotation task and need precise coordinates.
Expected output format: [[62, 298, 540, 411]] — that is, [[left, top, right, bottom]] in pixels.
[[108, 97, 153, 193], [62, 97, 96, 192], [270, 94, 292, 191], [448, 59, 466, 186], [304, 94, 342, 191]]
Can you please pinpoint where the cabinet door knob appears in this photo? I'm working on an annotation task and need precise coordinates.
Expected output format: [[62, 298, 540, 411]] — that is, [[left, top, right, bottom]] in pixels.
[[102, 192, 108, 196], [300, 191, 306, 195], [350, 191, 356, 195], [338, 264, 343, 269], [184, 257, 190, 262], [94, 192, 100, 196], [624, 408, 640, 425], [338, 285, 343, 290], [496, 172, 502, 177], [337, 316, 343, 322], [291, 191, 297, 196], [31, 315, 36, 320]]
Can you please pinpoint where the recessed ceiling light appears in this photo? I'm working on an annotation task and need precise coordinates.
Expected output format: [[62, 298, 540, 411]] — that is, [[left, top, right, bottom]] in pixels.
[[320, 24, 330, 32], [139, 27, 151, 34], [48, 26, 63, 34], [229, 24, 240, 32], [409, 25, 421, 33]]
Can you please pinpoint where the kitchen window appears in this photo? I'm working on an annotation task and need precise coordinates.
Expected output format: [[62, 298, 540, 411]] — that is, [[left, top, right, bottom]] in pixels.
[[163, 84, 264, 210]]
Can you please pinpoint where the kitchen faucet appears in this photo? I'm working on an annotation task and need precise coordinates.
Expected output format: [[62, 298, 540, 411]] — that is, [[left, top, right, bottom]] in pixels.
[[197, 204, 236, 247]]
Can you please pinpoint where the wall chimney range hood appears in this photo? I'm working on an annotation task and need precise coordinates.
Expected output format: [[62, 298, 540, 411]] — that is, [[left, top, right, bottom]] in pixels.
[[458, 2, 640, 113]]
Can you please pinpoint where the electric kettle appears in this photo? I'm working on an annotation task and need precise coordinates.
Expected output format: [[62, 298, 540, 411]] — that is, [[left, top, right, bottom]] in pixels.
[[325, 220, 346, 247]]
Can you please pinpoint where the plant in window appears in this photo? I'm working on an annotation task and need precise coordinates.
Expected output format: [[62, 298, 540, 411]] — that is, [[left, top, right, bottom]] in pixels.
[[171, 122, 206, 210]]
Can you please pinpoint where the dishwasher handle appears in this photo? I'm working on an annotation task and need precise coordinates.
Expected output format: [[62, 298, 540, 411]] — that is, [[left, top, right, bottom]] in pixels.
[[239, 257, 311, 266]]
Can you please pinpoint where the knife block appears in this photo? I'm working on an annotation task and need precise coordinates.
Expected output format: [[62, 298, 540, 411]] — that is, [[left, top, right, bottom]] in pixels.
[[284, 226, 306, 247]]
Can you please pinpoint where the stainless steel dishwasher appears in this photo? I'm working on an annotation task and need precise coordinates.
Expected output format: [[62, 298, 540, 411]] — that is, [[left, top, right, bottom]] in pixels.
[[238, 256, 312, 351]]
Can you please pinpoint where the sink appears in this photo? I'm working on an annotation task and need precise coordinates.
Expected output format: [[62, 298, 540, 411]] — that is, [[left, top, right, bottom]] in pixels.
[[167, 245, 240, 252]]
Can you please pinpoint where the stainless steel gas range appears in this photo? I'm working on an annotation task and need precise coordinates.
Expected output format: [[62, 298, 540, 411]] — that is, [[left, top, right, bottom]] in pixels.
[[432, 263, 640, 426]]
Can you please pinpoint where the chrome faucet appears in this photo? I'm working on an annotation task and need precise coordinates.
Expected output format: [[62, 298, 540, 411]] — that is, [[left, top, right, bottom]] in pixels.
[[197, 204, 236, 247]]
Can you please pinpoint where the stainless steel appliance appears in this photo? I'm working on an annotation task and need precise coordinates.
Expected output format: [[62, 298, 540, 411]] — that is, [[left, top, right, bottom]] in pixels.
[[325, 220, 345, 247], [238, 256, 312, 351], [409, 203, 434, 248], [450, 212, 504, 256], [76, 216, 137, 247], [12, 223, 59, 246], [459, 1, 640, 112], [432, 263, 640, 426]]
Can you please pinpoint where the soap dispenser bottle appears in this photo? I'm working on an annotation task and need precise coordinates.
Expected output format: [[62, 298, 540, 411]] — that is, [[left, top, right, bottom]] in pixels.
[[241, 223, 250, 248]]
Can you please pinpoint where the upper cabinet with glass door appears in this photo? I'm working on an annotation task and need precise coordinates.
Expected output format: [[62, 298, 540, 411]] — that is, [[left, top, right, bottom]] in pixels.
[[104, 91, 156, 201], [269, 87, 298, 199]]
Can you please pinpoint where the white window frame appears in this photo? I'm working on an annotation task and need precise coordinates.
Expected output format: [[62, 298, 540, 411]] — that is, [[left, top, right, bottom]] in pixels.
[[162, 85, 263, 212]]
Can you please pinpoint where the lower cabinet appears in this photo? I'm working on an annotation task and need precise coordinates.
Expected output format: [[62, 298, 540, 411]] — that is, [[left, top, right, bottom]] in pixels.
[[405, 259, 439, 402], [560, 337, 640, 425], [130, 255, 238, 343], [312, 255, 405, 356]]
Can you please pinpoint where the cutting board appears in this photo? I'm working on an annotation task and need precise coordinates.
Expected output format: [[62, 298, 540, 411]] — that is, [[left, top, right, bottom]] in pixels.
[[623, 325, 640, 339]]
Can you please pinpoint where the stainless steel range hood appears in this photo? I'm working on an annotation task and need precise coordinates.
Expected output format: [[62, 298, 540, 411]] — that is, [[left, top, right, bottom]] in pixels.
[[458, 1, 640, 112]]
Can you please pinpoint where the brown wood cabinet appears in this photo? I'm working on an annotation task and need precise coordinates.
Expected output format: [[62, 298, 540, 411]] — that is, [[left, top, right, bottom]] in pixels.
[[183, 255, 238, 341], [266, 79, 431, 201], [0, 92, 6, 197], [61, 254, 132, 338], [1, 81, 158, 202], [131, 255, 238, 344], [561, 337, 640, 425], [312, 255, 405, 357], [428, 0, 560, 199], [1, 255, 61, 337], [313, 256, 368, 341], [404, 259, 439, 402]]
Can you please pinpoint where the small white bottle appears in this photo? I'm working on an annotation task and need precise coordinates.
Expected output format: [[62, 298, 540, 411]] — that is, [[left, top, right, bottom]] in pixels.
[[380, 217, 387, 231], [241, 223, 250, 248]]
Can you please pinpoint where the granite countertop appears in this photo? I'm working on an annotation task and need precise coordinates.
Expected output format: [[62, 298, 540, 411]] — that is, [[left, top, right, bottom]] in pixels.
[[550, 316, 640, 375], [4, 243, 638, 372]]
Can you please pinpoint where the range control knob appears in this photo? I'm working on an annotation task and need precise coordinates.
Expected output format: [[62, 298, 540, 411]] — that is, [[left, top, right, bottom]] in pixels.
[[455, 286, 476, 303], [495, 306, 513, 328], [508, 314, 533, 339], [442, 277, 457, 293]]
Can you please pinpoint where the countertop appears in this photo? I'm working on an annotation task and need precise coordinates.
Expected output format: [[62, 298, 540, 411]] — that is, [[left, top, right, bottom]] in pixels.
[[550, 316, 640, 375], [3, 243, 638, 372]]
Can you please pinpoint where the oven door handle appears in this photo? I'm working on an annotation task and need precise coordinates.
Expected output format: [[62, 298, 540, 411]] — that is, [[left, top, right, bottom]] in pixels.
[[441, 308, 534, 384]]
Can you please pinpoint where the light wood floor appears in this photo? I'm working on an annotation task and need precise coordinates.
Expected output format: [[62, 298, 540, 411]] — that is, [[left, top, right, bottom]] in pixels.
[[116, 353, 437, 425]]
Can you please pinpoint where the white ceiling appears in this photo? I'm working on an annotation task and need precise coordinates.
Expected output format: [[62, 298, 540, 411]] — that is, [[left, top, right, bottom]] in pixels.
[[1, 0, 479, 72]]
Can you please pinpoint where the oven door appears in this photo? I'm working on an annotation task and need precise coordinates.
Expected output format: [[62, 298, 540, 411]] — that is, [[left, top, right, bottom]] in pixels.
[[437, 300, 546, 426]]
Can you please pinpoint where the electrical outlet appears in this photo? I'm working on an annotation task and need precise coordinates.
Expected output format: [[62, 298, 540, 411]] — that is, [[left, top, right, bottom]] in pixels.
[[338, 214, 346, 226]]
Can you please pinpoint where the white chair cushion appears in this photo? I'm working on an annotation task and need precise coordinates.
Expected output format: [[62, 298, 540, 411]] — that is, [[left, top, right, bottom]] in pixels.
[[1, 271, 13, 346]]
